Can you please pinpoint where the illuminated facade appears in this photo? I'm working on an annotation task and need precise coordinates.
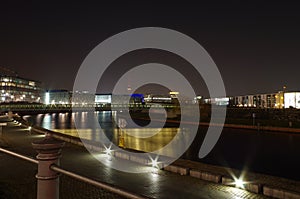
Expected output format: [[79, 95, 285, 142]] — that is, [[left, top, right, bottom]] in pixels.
[[231, 93, 277, 108], [0, 75, 42, 103], [204, 97, 230, 106], [43, 90, 71, 105], [284, 92, 300, 108], [95, 94, 111, 105], [204, 91, 300, 109]]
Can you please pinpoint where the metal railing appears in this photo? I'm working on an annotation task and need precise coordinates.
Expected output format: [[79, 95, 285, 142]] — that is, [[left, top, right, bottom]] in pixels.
[[0, 147, 38, 164], [0, 136, 149, 199]]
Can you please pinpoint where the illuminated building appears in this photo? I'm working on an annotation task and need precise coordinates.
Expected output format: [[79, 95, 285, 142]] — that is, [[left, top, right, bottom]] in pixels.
[[231, 93, 276, 108], [204, 97, 230, 106], [205, 91, 300, 109], [0, 75, 42, 103], [43, 90, 71, 105], [284, 92, 300, 108], [95, 94, 111, 105], [275, 92, 284, 108]]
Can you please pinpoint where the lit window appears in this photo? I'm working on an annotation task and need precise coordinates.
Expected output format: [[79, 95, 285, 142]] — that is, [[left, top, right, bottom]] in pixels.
[[29, 81, 35, 87]]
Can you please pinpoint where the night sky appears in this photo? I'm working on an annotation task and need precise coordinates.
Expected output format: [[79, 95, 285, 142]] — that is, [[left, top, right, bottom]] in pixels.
[[1, 1, 300, 97]]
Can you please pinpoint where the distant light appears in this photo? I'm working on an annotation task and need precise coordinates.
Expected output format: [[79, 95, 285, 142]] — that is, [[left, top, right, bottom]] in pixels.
[[169, 91, 179, 95], [28, 126, 32, 131]]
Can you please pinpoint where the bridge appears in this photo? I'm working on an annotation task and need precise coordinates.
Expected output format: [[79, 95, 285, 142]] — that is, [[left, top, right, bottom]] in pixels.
[[0, 103, 181, 115]]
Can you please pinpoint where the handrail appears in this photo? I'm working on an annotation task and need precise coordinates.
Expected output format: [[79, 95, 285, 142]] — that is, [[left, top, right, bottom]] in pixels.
[[0, 147, 38, 164], [51, 164, 150, 199], [0, 147, 150, 199]]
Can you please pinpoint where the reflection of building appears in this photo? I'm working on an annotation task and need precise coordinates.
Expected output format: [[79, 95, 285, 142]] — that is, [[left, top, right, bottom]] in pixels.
[[0, 75, 42, 103]]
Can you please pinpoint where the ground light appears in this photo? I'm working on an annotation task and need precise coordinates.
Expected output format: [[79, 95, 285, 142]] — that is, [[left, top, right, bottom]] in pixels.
[[149, 155, 161, 169], [28, 126, 32, 131], [233, 178, 246, 189], [227, 169, 248, 189], [104, 145, 113, 156]]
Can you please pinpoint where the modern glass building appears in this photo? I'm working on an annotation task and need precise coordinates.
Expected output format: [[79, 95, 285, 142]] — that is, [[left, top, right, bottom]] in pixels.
[[0, 75, 42, 103], [43, 90, 71, 105]]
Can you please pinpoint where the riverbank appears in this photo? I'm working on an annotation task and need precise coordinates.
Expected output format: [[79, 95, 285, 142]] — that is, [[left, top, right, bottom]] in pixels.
[[33, 124, 300, 198], [0, 118, 269, 199], [12, 116, 299, 199]]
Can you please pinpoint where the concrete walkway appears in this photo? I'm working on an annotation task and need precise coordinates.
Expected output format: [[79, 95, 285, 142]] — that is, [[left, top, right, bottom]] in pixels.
[[0, 119, 269, 199]]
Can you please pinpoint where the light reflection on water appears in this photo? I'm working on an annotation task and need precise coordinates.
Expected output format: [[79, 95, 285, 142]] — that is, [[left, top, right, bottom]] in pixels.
[[51, 127, 189, 156], [42, 114, 52, 130], [24, 111, 300, 180], [27, 111, 188, 155]]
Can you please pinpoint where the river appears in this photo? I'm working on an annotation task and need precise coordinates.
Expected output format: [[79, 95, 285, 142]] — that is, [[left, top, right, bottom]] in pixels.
[[24, 111, 300, 181]]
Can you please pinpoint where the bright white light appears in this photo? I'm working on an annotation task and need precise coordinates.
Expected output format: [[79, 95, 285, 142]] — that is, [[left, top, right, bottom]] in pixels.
[[229, 172, 247, 189], [104, 145, 113, 156], [149, 156, 160, 169], [234, 179, 246, 189], [45, 92, 50, 105], [28, 126, 32, 131]]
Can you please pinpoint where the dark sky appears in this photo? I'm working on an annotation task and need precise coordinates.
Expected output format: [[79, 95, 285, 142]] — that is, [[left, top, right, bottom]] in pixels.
[[1, 1, 300, 97]]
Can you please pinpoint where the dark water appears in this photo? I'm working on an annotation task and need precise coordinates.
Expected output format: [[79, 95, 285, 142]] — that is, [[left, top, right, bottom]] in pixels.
[[24, 111, 300, 181]]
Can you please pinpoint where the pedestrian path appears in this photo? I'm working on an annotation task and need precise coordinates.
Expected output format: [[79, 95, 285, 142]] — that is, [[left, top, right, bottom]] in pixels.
[[0, 118, 270, 199]]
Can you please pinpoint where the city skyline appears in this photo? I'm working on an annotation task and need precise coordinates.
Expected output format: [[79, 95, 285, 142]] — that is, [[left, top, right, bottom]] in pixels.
[[1, 2, 300, 96]]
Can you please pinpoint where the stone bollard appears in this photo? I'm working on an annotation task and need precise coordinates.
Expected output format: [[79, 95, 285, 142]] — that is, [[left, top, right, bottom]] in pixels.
[[32, 135, 65, 199]]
